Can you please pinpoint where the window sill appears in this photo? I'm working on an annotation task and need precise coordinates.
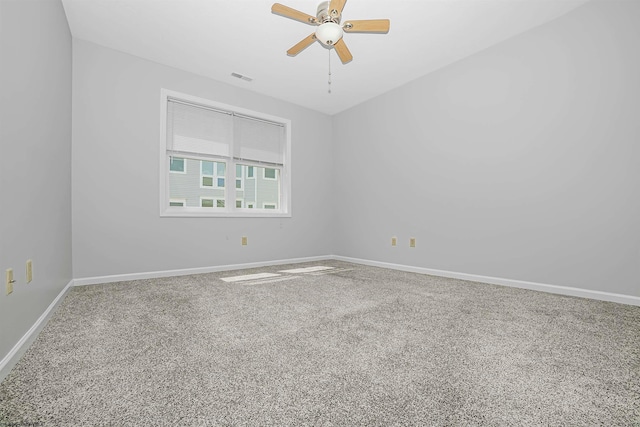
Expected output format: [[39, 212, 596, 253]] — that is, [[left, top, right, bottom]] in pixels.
[[160, 209, 291, 218]]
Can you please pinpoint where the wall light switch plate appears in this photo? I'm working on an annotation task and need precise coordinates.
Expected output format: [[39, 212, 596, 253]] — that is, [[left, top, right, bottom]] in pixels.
[[410, 238, 416, 248], [241, 236, 248, 246], [6, 269, 14, 295], [26, 259, 33, 283], [391, 237, 397, 246]]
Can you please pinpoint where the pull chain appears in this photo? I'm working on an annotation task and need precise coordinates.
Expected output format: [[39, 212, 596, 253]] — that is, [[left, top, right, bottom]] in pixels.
[[328, 48, 332, 94]]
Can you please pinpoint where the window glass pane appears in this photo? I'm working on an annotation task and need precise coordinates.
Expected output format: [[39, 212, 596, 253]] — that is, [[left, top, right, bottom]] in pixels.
[[169, 201, 184, 207], [235, 164, 243, 190], [201, 161, 213, 175], [201, 199, 214, 208], [236, 200, 242, 208], [217, 200, 225, 208], [169, 157, 225, 208], [264, 168, 276, 179], [170, 157, 185, 172], [201, 161, 225, 188], [264, 204, 276, 209], [239, 165, 280, 211]]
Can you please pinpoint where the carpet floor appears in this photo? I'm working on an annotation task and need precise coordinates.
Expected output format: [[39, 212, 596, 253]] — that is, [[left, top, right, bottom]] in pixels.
[[1, 260, 638, 426]]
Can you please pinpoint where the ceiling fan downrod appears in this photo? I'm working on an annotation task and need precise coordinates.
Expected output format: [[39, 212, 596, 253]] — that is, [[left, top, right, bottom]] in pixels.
[[316, 1, 341, 24]]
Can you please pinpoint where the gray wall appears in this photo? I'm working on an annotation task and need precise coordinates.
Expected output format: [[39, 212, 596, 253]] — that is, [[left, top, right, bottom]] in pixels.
[[72, 40, 333, 278], [0, 0, 72, 361], [332, 0, 640, 297]]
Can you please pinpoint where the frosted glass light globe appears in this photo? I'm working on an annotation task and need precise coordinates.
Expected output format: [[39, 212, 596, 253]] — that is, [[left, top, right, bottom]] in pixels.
[[315, 22, 343, 46]]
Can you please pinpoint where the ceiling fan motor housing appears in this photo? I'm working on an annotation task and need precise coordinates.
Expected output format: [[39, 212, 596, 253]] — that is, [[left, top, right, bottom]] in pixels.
[[316, 1, 341, 24]]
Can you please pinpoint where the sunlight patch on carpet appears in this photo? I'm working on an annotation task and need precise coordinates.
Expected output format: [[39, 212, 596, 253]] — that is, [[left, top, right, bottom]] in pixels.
[[308, 268, 354, 276], [279, 266, 335, 274], [237, 276, 299, 286], [221, 272, 280, 282]]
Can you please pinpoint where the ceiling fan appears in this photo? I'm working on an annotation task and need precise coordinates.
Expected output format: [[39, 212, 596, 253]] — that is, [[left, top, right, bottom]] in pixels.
[[272, 0, 390, 64]]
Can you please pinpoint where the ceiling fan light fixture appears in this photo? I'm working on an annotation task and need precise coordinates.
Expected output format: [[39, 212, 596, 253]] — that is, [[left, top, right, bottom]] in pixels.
[[315, 22, 343, 46]]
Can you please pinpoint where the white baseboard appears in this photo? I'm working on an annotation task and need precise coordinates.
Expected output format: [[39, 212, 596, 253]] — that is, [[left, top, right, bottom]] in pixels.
[[0, 279, 74, 381], [75, 254, 640, 306], [333, 255, 640, 307], [73, 255, 333, 286]]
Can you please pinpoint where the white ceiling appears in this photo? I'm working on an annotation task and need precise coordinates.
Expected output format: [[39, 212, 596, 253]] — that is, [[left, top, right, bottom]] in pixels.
[[61, 0, 588, 115]]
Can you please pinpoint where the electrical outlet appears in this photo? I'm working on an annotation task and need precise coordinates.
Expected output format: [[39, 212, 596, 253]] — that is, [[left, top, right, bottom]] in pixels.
[[26, 259, 33, 283], [391, 237, 397, 246], [241, 236, 248, 246], [410, 237, 416, 248], [6, 269, 15, 295]]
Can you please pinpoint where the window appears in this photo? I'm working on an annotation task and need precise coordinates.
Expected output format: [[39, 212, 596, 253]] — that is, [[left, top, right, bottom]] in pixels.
[[201, 161, 225, 188], [201, 197, 224, 208], [240, 165, 280, 210], [263, 168, 277, 180], [235, 164, 243, 190], [160, 89, 291, 217], [169, 157, 186, 173]]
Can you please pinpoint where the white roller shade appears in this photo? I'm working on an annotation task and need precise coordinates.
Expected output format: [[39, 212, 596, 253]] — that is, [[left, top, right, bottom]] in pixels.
[[233, 115, 284, 165], [167, 100, 232, 157]]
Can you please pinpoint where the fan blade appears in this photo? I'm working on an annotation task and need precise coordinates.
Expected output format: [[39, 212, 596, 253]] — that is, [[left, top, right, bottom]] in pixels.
[[343, 19, 390, 33], [333, 38, 353, 64], [287, 33, 317, 56], [328, 0, 347, 17], [271, 3, 317, 25]]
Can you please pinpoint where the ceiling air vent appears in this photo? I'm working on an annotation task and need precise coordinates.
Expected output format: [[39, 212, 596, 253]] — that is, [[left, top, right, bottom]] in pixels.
[[231, 72, 253, 82]]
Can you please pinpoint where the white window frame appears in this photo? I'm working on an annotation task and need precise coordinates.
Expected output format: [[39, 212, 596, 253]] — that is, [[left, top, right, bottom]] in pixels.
[[160, 89, 292, 218]]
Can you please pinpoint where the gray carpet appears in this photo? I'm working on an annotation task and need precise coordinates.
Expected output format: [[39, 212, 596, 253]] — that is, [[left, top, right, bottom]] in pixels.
[[1, 260, 639, 426]]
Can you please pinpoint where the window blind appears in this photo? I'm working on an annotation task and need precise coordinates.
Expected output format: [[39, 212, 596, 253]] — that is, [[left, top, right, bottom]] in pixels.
[[233, 115, 284, 165], [167, 99, 233, 157], [167, 99, 285, 165]]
